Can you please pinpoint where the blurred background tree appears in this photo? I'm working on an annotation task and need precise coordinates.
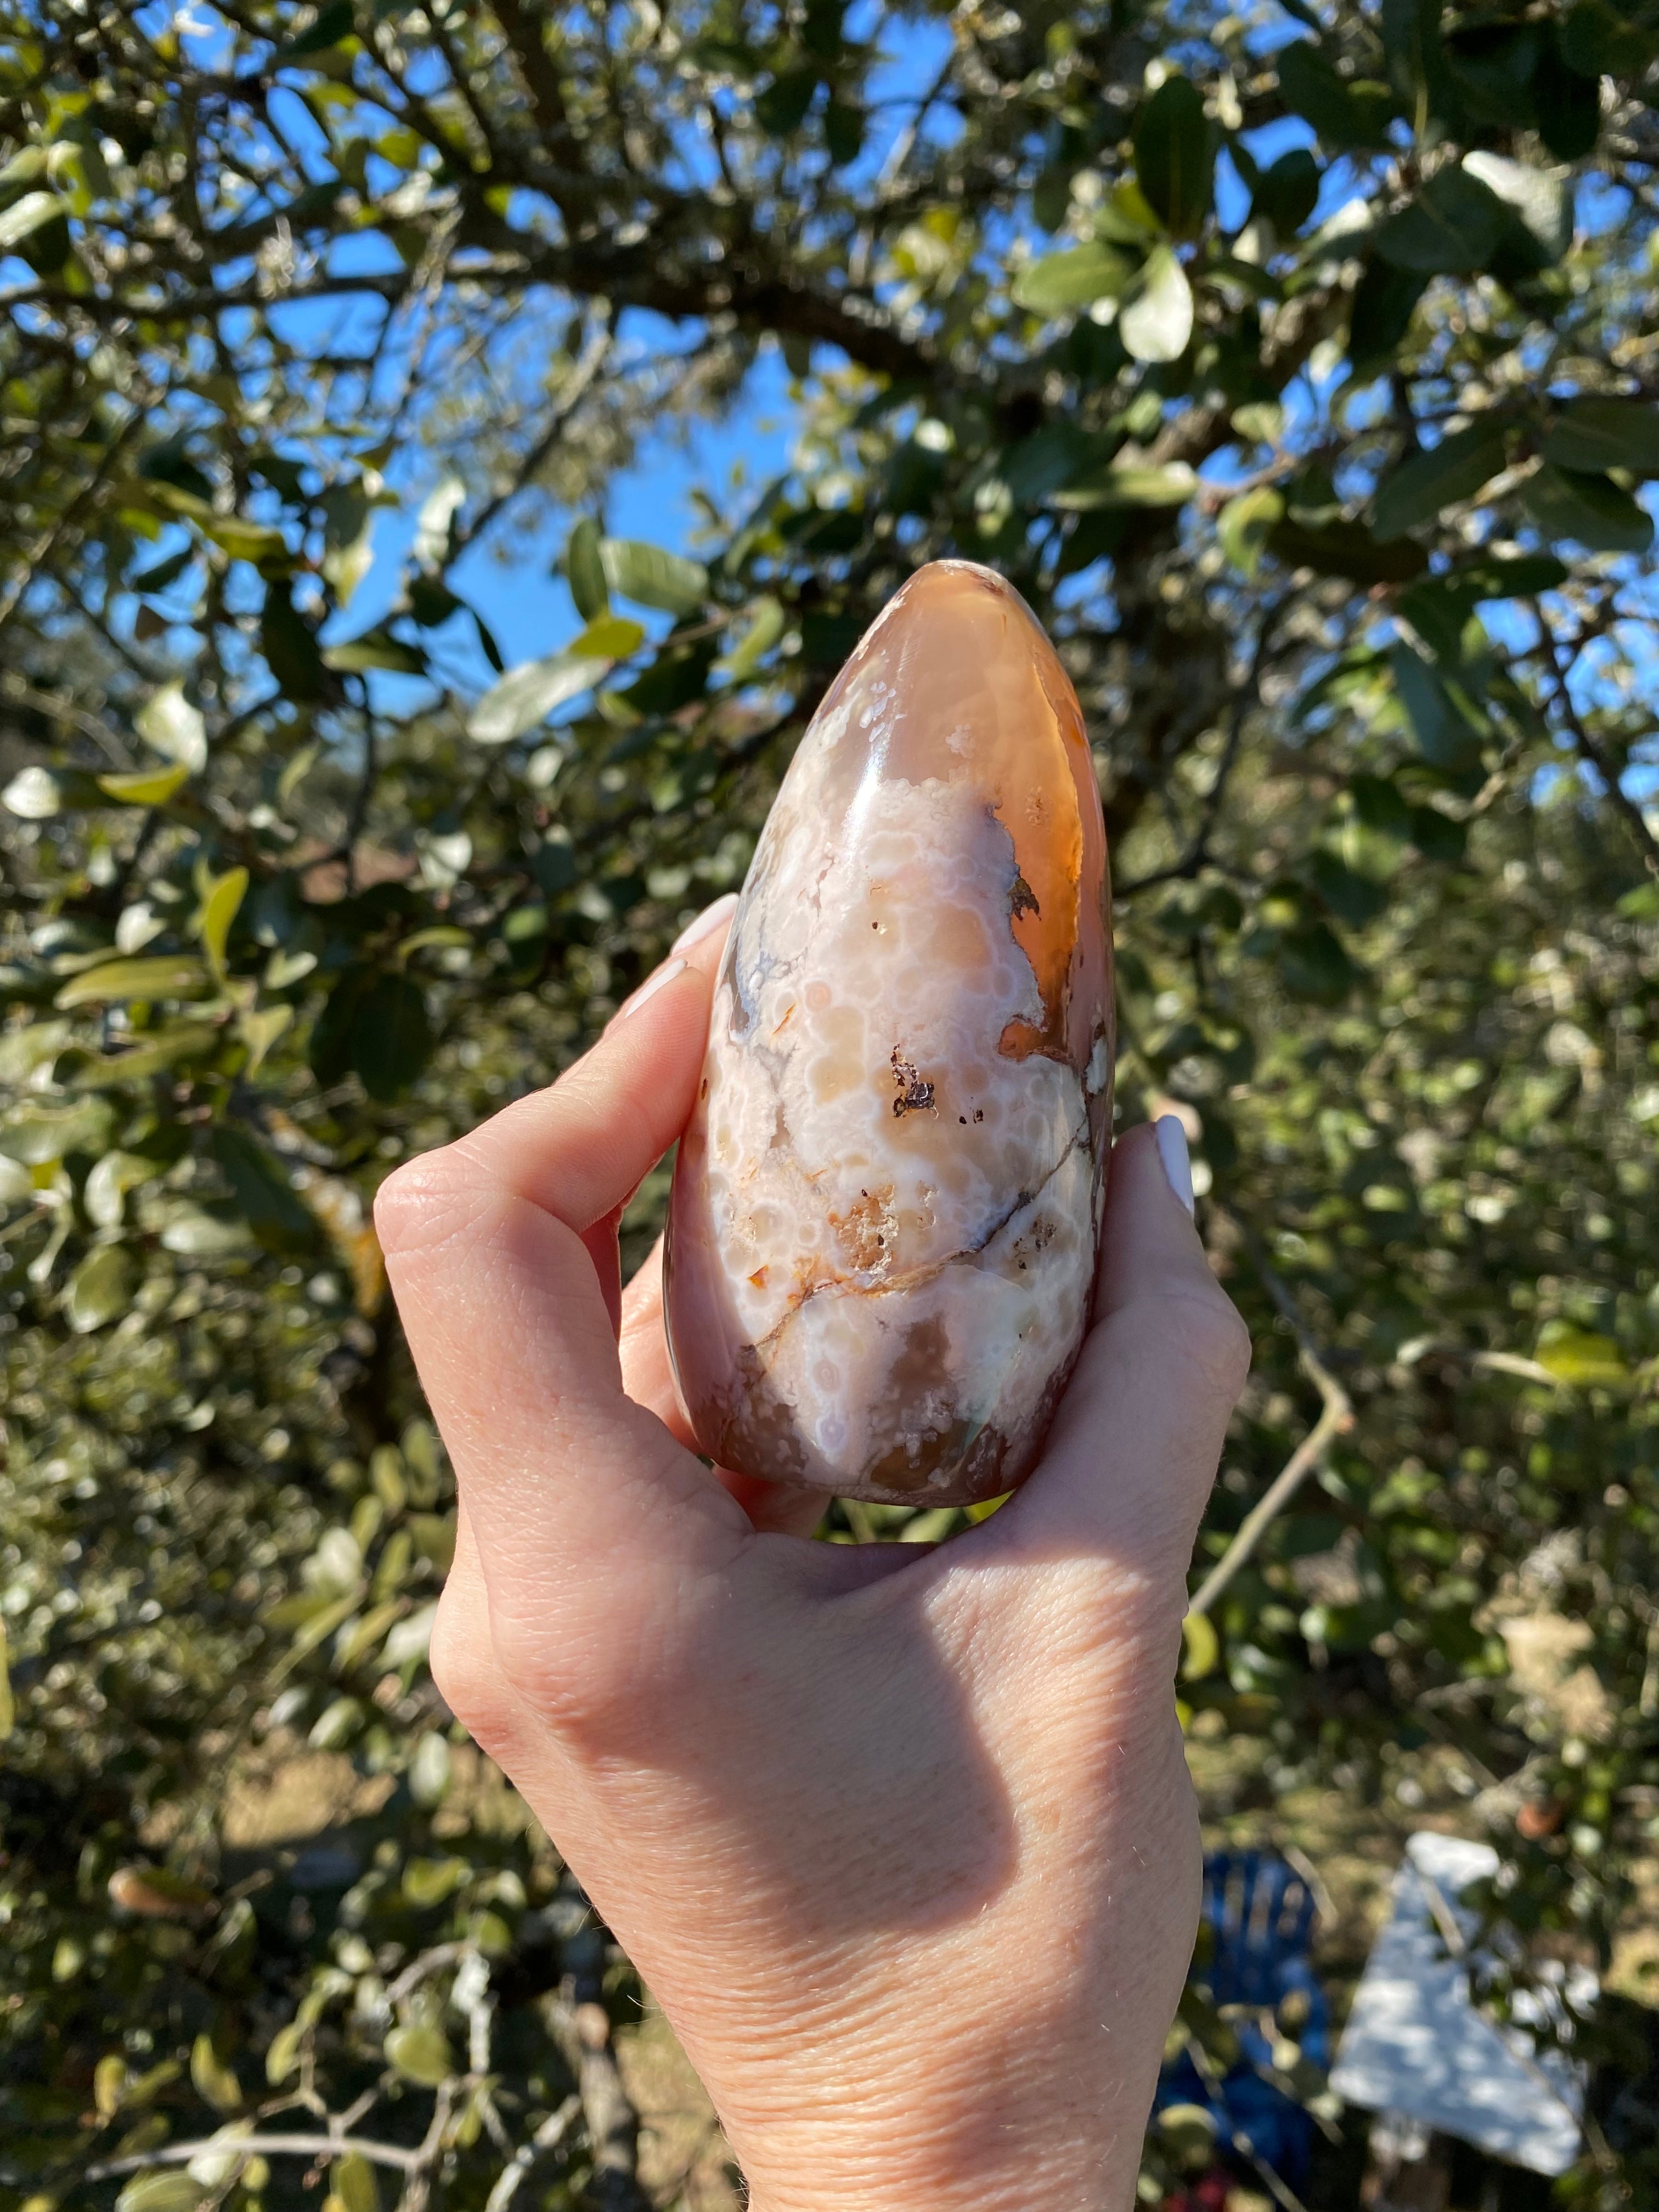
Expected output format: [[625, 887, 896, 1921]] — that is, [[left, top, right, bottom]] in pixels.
[[2, 0, 1657, 2205]]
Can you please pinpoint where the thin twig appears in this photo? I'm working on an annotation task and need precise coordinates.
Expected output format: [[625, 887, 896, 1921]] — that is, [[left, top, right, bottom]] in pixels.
[[84, 2134, 424, 2180], [452, 311, 614, 559], [483, 2095, 582, 2212], [1531, 597, 1659, 877], [1116, 596, 1292, 898], [1188, 1224, 1353, 1620]]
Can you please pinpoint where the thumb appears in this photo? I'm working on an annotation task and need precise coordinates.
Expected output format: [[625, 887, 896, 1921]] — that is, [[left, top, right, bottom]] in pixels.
[[1003, 1118, 1251, 1592]]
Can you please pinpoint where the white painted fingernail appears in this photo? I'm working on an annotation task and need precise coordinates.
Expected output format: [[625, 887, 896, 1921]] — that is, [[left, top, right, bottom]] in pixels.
[[1155, 1115, 1195, 1217], [620, 957, 686, 1020], [672, 891, 738, 954]]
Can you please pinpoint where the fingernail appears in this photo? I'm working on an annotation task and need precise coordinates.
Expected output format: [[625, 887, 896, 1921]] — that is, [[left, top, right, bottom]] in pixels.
[[1154, 1116, 1195, 1217], [672, 891, 738, 954], [620, 957, 687, 1020]]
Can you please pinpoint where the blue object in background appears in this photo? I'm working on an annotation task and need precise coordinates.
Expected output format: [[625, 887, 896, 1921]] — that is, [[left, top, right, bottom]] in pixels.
[[1155, 1851, 1329, 2188]]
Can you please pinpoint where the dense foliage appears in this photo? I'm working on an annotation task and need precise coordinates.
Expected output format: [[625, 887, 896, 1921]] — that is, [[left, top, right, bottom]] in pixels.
[[2, 0, 1658, 2204]]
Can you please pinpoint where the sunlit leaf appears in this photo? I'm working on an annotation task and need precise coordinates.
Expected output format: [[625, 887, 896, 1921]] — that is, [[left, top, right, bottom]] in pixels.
[[565, 516, 609, 620], [97, 764, 190, 806], [195, 867, 248, 980], [64, 1243, 136, 1333], [55, 956, 210, 1008], [385, 2023, 453, 2086], [468, 652, 611, 743], [599, 538, 708, 614], [1118, 246, 1193, 362], [0, 190, 64, 250], [1011, 241, 1133, 314], [136, 683, 208, 772]]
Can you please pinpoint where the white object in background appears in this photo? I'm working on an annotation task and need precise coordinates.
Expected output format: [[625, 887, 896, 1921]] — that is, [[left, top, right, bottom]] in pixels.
[[1330, 1831, 1595, 2176]]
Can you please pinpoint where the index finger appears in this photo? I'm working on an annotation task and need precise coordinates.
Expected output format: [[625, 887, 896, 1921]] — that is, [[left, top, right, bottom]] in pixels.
[[374, 918, 751, 1609]]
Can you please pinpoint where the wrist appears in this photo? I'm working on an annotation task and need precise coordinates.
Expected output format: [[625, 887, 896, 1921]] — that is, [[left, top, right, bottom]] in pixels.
[[692, 2001, 1154, 2212]]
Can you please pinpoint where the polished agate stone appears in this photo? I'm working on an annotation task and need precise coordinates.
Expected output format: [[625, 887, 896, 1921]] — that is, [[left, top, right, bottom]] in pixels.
[[664, 560, 1113, 1506]]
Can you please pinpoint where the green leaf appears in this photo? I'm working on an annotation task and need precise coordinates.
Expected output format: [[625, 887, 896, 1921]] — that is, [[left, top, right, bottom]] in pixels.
[[1265, 518, 1428, 585], [196, 866, 248, 979], [332, 2153, 380, 2212], [3, 766, 63, 819], [1277, 921, 1359, 1005], [1447, 553, 1570, 600], [754, 65, 818, 136], [263, 582, 330, 701], [64, 1243, 136, 1334], [718, 595, 786, 680], [402, 1855, 467, 1907], [1348, 258, 1429, 374], [279, 0, 354, 57], [1217, 487, 1285, 579], [1374, 421, 1509, 539], [97, 764, 190, 806], [1252, 148, 1321, 235], [385, 2023, 454, 2086], [1118, 246, 1193, 363], [409, 1731, 452, 1807], [1277, 42, 1396, 149], [572, 613, 646, 659], [1521, 464, 1654, 554], [1560, 0, 1656, 79], [136, 682, 208, 772], [599, 538, 708, 614], [1011, 241, 1133, 314], [66, 1023, 221, 1088], [203, 515, 290, 565], [825, 98, 865, 165], [1181, 1611, 1220, 1681], [565, 516, 609, 620], [0, 189, 64, 250], [0, 1618, 12, 1737], [1390, 641, 1487, 767], [1049, 461, 1198, 511], [130, 545, 195, 595], [351, 973, 433, 1101], [412, 475, 466, 571], [1376, 168, 1505, 275], [116, 2174, 207, 2212], [210, 1125, 315, 1253], [55, 955, 211, 1008], [190, 2033, 242, 2114], [323, 630, 428, 675], [1462, 153, 1572, 268], [85, 1149, 161, 1229], [266, 2023, 303, 2087], [467, 651, 611, 743], [1533, 34, 1601, 161], [1541, 399, 1659, 477], [1534, 1322, 1628, 1386], [1133, 75, 1212, 236], [238, 1003, 292, 1075]]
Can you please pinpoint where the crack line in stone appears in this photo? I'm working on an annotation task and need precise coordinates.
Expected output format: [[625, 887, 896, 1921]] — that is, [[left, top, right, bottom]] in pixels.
[[743, 1105, 1092, 1362]]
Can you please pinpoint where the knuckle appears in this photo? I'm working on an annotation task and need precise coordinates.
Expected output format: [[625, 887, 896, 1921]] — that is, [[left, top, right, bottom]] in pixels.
[[1154, 1285, 1253, 1403], [373, 1142, 494, 1262], [428, 1594, 511, 1748]]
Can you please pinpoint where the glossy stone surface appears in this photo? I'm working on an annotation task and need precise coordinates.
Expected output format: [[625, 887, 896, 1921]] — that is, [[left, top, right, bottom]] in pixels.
[[664, 560, 1113, 1505]]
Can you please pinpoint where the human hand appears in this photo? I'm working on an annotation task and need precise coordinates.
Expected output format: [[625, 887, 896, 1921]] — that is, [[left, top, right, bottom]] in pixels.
[[375, 907, 1250, 2212]]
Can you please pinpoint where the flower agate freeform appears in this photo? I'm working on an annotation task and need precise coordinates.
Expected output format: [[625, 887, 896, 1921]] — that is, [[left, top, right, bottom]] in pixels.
[[664, 560, 1114, 1506]]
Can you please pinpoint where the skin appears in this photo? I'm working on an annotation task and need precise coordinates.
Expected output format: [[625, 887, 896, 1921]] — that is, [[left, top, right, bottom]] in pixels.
[[375, 912, 1251, 2212]]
